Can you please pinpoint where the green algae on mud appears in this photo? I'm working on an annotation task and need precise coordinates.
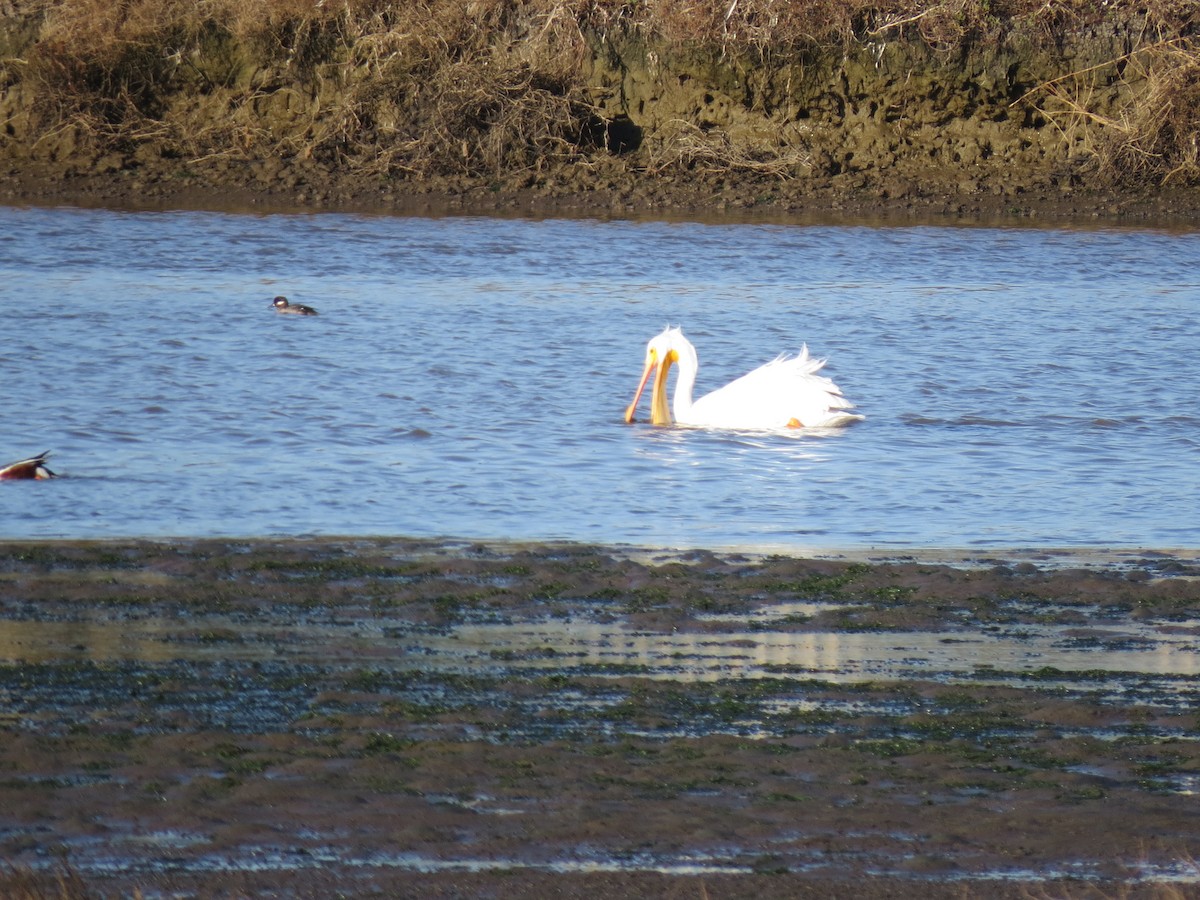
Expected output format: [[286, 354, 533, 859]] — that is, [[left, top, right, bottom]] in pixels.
[[1, 538, 1200, 897]]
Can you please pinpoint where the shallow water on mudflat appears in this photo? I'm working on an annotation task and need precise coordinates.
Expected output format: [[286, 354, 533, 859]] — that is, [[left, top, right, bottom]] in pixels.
[[2, 602, 1197, 703], [3, 539, 1200, 890], [3, 205, 1200, 551]]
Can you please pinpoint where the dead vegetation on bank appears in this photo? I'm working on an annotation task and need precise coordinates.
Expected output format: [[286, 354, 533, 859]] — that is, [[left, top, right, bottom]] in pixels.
[[1018, 35, 1200, 185], [1, 0, 1199, 193]]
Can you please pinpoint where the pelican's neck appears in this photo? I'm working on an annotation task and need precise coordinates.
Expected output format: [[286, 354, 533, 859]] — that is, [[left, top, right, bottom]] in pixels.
[[648, 329, 700, 426], [669, 340, 699, 421]]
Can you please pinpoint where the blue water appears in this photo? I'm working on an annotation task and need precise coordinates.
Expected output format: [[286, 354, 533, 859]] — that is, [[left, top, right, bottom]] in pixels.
[[2, 204, 1199, 551]]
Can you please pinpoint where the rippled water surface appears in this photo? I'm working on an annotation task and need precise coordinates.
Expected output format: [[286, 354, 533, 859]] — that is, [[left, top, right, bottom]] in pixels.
[[3, 205, 1199, 550]]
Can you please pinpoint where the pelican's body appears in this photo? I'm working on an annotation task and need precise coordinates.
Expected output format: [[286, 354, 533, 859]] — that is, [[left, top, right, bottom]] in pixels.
[[272, 296, 318, 316], [0, 450, 57, 480], [624, 326, 863, 430]]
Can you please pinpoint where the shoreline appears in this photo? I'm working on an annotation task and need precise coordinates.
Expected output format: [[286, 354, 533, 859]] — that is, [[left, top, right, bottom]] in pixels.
[[2, 537, 1199, 897], [5, 533, 1200, 573], [4, 168, 1200, 231]]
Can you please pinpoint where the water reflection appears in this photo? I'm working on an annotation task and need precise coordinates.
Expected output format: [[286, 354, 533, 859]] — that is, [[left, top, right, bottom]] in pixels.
[[2, 610, 1196, 692], [442, 621, 1200, 684]]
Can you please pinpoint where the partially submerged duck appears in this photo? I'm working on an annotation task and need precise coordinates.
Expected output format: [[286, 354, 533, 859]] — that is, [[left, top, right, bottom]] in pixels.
[[272, 296, 318, 316], [0, 450, 57, 480]]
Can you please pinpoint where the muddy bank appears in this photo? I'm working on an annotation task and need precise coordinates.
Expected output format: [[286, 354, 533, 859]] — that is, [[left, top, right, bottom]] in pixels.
[[6, 159, 1200, 227], [2, 3, 1200, 224], [2, 538, 1199, 897]]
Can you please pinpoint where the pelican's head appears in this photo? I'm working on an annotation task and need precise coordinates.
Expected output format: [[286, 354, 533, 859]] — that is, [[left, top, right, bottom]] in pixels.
[[624, 326, 687, 426]]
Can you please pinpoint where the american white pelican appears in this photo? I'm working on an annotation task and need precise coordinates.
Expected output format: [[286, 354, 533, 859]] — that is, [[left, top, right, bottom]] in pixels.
[[623, 326, 864, 430], [0, 450, 57, 480]]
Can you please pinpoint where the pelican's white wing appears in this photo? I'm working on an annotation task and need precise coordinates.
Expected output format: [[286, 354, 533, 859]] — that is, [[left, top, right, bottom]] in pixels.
[[684, 345, 863, 430]]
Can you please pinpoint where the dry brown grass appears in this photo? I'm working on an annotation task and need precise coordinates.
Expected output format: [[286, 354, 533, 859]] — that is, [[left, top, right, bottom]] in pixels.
[[327, 0, 598, 177], [5, 0, 1200, 184], [1017, 36, 1200, 185], [0, 862, 100, 900], [19, 0, 607, 175], [1112, 41, 1200, 184], [645, 118, 811, 178], [1022, 876, 1199, 899]]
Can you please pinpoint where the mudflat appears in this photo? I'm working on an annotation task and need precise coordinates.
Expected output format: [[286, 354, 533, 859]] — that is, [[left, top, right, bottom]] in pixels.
[[5, 159, 1200, 229], [1, 538, 1198, 898]]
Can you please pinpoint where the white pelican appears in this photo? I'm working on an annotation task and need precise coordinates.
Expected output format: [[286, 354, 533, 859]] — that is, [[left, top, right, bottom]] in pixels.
[[623, 326, 864, 430]]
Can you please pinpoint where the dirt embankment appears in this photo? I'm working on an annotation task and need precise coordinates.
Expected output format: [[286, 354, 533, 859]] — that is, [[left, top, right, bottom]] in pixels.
[[1, 1, 1199, 222]]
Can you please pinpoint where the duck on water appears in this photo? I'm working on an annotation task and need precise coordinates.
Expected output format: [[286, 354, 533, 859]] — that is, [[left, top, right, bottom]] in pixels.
[[0, 451, 57, 480], [272, 297, 318, 316]]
